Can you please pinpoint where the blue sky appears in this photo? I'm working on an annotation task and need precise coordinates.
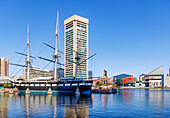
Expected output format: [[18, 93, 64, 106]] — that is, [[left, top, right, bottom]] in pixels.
[[0, 0, 170, 78]]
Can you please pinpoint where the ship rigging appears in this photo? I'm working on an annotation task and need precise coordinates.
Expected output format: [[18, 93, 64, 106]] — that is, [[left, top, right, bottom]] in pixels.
[[9, 12, 94, 94]]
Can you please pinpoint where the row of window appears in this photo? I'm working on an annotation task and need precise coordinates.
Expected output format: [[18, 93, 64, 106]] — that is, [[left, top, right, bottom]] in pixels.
[[65, 51, 73, 56], [66, 29, 73, 35], [66, 22, 73, 30], [65, 40, 73, 44], [77, 22, 87, 28]]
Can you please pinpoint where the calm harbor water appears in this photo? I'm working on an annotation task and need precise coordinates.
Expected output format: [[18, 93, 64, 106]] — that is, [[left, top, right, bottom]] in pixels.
[[0, 89, 170, 118]]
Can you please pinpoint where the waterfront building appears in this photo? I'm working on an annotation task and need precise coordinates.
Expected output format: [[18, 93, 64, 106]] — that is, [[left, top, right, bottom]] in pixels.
[[57, 68, 64, 78], [124, 77, 137, 87], [94, 70, 112, 86], [136, 74, 147, 87], [0, 57, 9, 77], [88, 70, 93, 80], [113, 74, 133, 87], [64, 15, 89, 79], [164, 76, 170, 87], [142, 65, 164, 87], [139, 74, 145, 82], [0, 76, 11, 86], [92, 79, 97, 86], [125, 83, 136, 87], [23, 67, 53, 79], [99, 70, 112, 85], [23, 67, 64, 79]]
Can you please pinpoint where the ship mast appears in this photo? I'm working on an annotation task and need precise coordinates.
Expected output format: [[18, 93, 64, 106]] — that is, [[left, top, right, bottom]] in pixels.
[[74, 27, 96, 80], [53, 12, 60, 81], [75, 30, 81, 80], [75, 51, 80, 80], [26, 24, 30, 81]]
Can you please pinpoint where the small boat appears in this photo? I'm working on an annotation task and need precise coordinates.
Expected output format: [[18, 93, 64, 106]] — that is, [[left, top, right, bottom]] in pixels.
[[92, 88, 118, 94]]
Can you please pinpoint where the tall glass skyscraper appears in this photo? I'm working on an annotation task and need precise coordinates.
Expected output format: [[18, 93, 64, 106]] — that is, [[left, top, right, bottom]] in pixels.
[[64, 15, 89, 79]]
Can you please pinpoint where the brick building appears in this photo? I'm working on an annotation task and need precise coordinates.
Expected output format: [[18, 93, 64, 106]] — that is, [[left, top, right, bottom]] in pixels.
[[0, 57, 9, 77], [93, 70, 112, 86]]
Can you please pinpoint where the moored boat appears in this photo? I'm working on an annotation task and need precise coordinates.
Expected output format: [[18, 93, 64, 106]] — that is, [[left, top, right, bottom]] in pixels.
[[92, 88, 118, 94], [14, 80, 92, 94], [11, 12, 93, 94]]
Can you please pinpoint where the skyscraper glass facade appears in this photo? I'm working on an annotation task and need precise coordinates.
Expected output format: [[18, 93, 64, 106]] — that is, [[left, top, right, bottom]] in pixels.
[[65, 22, 74, 77], [64, 15, 88, 79]]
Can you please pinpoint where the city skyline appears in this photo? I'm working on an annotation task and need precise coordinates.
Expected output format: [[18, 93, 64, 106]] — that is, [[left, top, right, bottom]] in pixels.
[[0, 0, 170, 78]]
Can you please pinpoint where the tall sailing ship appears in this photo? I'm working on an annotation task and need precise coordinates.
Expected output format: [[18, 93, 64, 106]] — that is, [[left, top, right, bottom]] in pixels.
[[11, 13, 94, 94]]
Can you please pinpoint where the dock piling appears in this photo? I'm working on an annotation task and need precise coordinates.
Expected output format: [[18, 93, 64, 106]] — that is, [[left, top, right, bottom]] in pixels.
[[25, 88, 30, 95], [47, 88, 52, 95], [75, 87, 80, 95], [9, 88, 14, 94]]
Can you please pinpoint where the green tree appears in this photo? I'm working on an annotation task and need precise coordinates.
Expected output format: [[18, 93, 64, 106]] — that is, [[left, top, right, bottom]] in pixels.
[[96, 81, 101, 86]]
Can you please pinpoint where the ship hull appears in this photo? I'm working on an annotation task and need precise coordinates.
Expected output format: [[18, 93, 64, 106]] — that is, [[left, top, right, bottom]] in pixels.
[[13, 80, 93, 94]]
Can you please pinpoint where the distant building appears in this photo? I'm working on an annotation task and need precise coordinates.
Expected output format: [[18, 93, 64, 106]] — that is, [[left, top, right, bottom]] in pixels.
[[88, 70, 93, 79], [163, 68, 170, 87], [92, 79, 98, 86], [64, 15, 89, 79], [142, 65, 164, 87], [99, 70, 112, 85], [93, 70, 112, 86], [23, 67, 64, 79], [164, 76, 170, 87], [124, 77, 137, 87], [0, 57, 9, 77], [139, 74, 145, 82], [113, 74, 133, 87], [23, 67, 53, 79], [57, 68, 64, 78]]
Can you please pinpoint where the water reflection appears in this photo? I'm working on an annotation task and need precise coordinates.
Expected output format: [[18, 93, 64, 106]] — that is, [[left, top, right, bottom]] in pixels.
[[1, 90, 170, 118], [0, 93, 92, 118], [0, 93, 8, 118], [120, 89, 165, 106], [103, 94, 108, 107]]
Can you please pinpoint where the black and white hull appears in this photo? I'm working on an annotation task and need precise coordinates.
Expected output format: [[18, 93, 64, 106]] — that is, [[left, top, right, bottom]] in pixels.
[[13, 80, 93, 94]]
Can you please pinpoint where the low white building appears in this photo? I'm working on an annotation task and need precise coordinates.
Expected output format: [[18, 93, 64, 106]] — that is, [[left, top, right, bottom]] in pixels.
[[164, 76, 170, 87], [141, 65, 164, 88]]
